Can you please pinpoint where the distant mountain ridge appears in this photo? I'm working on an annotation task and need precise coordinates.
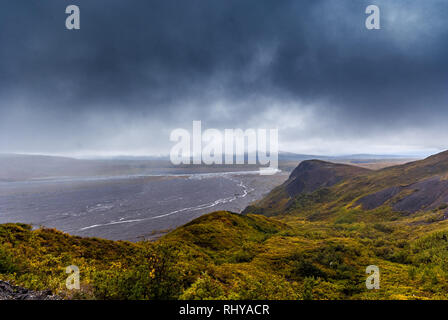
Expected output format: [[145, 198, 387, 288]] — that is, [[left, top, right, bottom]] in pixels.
[[245, 150, 448, 219], [0, 152, 419, 182]]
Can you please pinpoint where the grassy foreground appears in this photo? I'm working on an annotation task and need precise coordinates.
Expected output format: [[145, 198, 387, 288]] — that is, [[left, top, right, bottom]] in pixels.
[[3, 152, 448, 299], [1, 209, 447, 300]]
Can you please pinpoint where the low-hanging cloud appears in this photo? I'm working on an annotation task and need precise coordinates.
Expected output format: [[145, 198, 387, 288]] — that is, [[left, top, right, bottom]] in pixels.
[[0, 0, 447, 156]]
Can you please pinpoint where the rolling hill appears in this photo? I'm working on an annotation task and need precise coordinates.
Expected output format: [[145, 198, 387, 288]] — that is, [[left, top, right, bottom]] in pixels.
[[2, 151, 448, 300], [245, 150, 448, 221]]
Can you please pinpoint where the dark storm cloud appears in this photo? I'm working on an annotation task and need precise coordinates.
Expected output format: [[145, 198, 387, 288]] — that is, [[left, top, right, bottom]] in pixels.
[[0, 0, 447, 155]]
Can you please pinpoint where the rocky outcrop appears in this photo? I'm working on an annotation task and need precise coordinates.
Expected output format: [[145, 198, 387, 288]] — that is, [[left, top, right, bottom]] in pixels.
[[0, 280, 60, 300], [285, 160, 370, 197]]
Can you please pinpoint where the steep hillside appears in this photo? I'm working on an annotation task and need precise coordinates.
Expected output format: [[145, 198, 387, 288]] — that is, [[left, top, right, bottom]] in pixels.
[[246, 150, 448, 221], [245, 160, 370, 216], [286, 160, 370, 197]]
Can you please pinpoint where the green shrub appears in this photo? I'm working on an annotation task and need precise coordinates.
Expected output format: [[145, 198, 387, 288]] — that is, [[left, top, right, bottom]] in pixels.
[[301, 277, 316, 300], [0, 245, 17, 274], [180, 273, 224, 300]]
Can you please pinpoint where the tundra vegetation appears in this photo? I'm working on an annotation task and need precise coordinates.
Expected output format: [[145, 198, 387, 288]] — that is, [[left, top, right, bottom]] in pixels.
[[2, 151, 448, 300]]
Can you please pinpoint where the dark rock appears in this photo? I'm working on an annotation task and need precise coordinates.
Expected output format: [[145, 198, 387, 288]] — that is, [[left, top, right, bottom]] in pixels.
[[393, 177, 448, 213], [286, 160, 369, 197], [356, 186, 402, 210], [0, 280, 61, 300], [357, 176, 448, 213]]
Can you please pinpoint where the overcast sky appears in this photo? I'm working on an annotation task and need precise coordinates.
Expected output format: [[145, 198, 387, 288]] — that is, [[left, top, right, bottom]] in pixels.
[[0, 0, 447, 157]]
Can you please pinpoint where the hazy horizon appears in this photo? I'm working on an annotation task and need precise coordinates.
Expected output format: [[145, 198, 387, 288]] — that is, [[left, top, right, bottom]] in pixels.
[[2, 1, 448, 157], [0, 149, 433, 160]]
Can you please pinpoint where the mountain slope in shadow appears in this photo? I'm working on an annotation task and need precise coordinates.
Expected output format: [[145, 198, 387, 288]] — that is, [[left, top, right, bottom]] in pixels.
[[245, 150, 448, 219]]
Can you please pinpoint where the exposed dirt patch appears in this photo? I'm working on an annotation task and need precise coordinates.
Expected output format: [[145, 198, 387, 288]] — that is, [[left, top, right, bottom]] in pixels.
[[357, 176, 448, 214], [393, 177, 448, 213], [356, 186, 403, 210]]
